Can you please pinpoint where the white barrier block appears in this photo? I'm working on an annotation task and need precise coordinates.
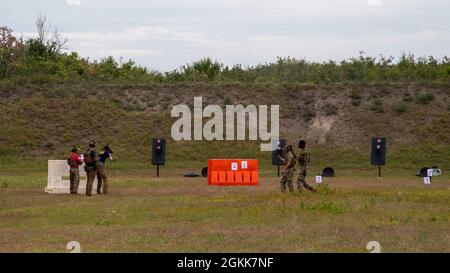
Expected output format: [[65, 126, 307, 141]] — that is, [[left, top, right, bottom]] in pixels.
[[45, 160, 98, 194]]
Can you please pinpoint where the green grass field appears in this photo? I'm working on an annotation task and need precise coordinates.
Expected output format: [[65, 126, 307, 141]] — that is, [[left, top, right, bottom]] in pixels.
[[0, 165, 448, 253]]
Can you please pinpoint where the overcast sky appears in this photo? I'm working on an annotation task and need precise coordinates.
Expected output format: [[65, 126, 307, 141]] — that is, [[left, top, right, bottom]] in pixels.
[[2, 0, 450, 71]]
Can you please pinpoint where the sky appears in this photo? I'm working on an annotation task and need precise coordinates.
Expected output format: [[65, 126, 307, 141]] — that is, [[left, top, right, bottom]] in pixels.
[[2, 0, 450, 71]]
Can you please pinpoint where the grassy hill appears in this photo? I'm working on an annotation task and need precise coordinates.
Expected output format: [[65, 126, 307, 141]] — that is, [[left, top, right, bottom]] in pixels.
[[0, 82, 449, 175]]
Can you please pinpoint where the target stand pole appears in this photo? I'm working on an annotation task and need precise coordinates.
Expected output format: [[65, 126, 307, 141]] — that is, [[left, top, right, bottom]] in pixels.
[[378, 165, 381, 178], [277, 166, 280, 177], [157, 165, 160, 177]]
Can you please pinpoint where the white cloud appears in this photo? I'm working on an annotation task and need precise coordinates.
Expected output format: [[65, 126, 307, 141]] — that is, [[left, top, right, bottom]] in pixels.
[[11, 0, 450, 71], [66, 0, 81, 6], [19, 24, 450, 71], [367, 0, 382, 6], [107, 49, 161, 58]]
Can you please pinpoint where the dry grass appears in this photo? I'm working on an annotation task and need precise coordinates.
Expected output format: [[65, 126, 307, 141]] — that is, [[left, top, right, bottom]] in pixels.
[[0, 170, 448, 253]]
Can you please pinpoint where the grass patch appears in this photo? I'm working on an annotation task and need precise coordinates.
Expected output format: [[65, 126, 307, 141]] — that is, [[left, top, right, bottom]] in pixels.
[[307, 199, 344, 214], [351, 99, 361, 107], [0, 172, 448, 252], [393, 102, 408, 113], [403, 91, 413, 102], [303, 107, 316, 121], [417, 93, 434, 105], [324, 103, 338, 116], [349, 90, 362, 100], [223, 96, 232, 105], [370, 99, 384, 113]]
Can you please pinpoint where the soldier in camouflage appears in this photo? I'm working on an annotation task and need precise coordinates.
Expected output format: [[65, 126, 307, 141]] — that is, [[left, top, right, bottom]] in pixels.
[[278, 144, 296, 192], [296, 140, 316, 193]]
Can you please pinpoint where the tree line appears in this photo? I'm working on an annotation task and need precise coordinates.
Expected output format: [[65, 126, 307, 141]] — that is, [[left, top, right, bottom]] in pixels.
[[1, 15, 449, 85]]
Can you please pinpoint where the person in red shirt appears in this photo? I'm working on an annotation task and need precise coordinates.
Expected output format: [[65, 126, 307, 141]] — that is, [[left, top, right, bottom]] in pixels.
[[69, 147, 84, 194]]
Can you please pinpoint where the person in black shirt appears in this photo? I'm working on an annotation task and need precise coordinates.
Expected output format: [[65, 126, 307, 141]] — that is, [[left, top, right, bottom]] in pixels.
[[97, 145, 113, 194], [84, 141, 98, 196]]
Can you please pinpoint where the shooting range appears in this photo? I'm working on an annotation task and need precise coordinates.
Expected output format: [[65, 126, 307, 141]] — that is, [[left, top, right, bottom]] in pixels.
[[1, 3, 449, 254]]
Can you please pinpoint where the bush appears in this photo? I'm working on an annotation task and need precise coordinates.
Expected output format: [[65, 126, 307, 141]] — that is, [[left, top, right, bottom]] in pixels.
[[324, 103, 338, 116], [349, 90, 362, 100], [351, 99, 361, 106], [223, 96, 232, 105], [349, 90, 362, 107], [303, 107, 316, 121], [417, 93, 434, 105], [175, 57, 223, 81], [370, 99, 384, 113], [403, 92, 413, 102], [393, 102, 408, 113], [29, 73, 56, 84]]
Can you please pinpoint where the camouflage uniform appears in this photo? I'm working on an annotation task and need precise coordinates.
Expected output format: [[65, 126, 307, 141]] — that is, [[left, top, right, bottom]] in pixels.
[[84, 148, 97, 196], [96, 162, 108, 194], [296, 148, 315, 192], [69, 168, 80, 194], [280, 150, 296, 192]]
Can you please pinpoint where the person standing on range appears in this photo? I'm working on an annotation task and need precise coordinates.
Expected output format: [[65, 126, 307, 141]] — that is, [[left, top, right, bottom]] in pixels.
[[68, 147, 83, 194], [97, 145, 113, 194], [277, 144, 296, 193], [83, 141, 98, 196], [296, 140, 316, 193]]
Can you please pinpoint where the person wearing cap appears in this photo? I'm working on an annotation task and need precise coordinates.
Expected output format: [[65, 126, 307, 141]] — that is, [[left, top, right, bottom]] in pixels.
[[296, 140, 316, 193], [68, 147, 83, 194], [277, 143, 296, 192], [96, 145, 113, 194], [83, 141, 98, 196]]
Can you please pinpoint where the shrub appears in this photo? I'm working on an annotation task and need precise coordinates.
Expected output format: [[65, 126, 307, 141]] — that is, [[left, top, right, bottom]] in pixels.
[[349, 90, 362, 100], [351, 99, 361, 106], [324, 103, 338, 116], [417, 93, 434, 105], [393, 102, 407, 113], [303, 107, 316, 121], [303, 96, 314, 105], [403, 92, 413, 102], [29, 73, 56, 84], [223, 96, 232, 105], [370, 99, 384, 113], [179, 57, 222, 81]]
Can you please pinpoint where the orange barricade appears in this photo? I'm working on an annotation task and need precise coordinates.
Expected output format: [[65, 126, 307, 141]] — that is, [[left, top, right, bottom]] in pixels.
[[207, 159, 258, 186]]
